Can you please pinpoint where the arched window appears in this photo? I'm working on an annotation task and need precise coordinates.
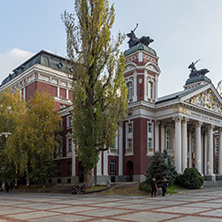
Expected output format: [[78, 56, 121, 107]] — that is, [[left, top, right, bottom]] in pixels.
[[148, 81, 153, 99], [127, 81, 133, 100]]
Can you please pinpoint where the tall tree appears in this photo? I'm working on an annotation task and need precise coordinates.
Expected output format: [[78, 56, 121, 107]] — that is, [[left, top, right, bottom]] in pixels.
[[62, 0, 128, 186], [6, 91, 62, 184], [0, 89, 23, 183]]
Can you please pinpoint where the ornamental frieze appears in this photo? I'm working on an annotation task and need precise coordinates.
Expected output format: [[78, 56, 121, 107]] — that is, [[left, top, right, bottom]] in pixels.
[[186, 89, 222, 113]]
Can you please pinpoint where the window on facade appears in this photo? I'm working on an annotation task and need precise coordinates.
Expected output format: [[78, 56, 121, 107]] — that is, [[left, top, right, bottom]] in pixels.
[[148, 81, 153, 99], [67, 116, 72, 128], [127, 139, 133, 148], [148, 123, 153, 133], [128, 123, 133, 133], [127, 82, 133, 100], [110, 160, 116, 173], [56, 139, 63, 154], [148, 138, 153, 148], [57, 163, 62, 175], [166, 129, 171, 149], [67, 138, 72, 152], [67, 162, 72, 175]]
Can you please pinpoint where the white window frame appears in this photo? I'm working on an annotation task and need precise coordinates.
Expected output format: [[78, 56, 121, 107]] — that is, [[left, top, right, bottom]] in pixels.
[[148, 80, 154, 99], [67, 116, 72, 128], [126, 81, 133, 100]]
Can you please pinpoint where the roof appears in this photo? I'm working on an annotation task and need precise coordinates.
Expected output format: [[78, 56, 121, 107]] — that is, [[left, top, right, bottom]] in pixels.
[[1, 50, 72, 86], [124, 43, 157, 57], [185, 74, 212, 86], [156, 84, 207, 104]]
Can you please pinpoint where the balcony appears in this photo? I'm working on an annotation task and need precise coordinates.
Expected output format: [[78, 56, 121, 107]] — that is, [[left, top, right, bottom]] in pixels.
[[125, 147, 133, 156], [109, 148, 119, 155]]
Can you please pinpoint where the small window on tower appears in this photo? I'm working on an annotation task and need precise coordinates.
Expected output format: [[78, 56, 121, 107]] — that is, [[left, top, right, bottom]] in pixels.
[[148, 81, 153, 99], [127, 81, 133, 100]]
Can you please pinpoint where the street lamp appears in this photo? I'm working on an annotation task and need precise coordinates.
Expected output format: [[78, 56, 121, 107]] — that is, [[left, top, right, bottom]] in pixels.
[[0, 132, 12, 138]]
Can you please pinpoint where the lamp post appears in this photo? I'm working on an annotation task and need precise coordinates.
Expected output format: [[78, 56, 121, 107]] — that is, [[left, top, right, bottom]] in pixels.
[[0, 132, 12, 192]]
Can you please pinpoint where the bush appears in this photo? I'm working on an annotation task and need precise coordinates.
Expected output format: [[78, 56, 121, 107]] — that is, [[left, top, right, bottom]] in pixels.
[[175, 168, 204, 189], [139, 181, 152, 193]]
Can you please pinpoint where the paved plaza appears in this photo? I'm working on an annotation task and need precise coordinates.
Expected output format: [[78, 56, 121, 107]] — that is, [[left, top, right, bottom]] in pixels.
[[1, 187, 222, 221]]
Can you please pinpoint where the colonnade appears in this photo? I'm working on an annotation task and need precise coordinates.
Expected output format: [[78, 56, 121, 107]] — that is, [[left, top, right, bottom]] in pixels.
[[155, 117, 222, 179]]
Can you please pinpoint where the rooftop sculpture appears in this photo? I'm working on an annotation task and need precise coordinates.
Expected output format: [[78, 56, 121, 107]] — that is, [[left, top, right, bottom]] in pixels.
[[188, 59, 209, 77], [126, 24, 154, 48]]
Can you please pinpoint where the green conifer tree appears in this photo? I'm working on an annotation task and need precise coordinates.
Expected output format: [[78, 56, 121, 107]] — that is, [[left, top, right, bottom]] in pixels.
[[146, 152, 169, 187], [162, 149, 177, 185]]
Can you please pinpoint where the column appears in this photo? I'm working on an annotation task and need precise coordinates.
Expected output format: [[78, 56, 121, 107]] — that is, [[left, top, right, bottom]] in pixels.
[[204, 133, 208, 175], [182, 118, 188, 172], [71, 142, 76, 176], [161, 123, 165, 152], [118, 122, 123, 177], [155, 77, 158, 101], [103, 151, 108, 175], [218, 129, 222, 175], [133, 71, 137, 102], [96, 152, 102, 176], [195, 121, 202, 174], [174, 117, 182, 173], [155, 121, 159, 152], [188, 130, 192, 168], [144, 71, 147, 101], [207, 125, 214, 175]]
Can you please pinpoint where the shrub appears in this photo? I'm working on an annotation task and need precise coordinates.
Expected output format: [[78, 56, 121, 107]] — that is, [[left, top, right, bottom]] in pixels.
[[175, 168, 204, 189], [139, 181, 152, 193]]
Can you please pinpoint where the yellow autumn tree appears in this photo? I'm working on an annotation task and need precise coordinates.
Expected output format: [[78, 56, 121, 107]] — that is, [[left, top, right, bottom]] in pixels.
[[5, 91, 62, 184]]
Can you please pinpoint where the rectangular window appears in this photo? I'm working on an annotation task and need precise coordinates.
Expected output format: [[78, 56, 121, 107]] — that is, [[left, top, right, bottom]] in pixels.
[[68, 138, 72, 152], [148, 123, 153, 133], [57, 163, 62, 175], [127, 82, 133, 100], [67, 116, 72, 128], [148, 138, 153, 148], [127, 139, 133, 148], [166, 129, 171, 149], [148, 81, 153, 99], [67, 162, 72, 175], [128, 123, 133, 133], [56, 139, 63, 154], [110, 160, 116, 173]]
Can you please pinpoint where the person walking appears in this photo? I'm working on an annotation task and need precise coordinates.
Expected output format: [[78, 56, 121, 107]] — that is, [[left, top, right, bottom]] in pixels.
[[161, 178, 168, 196], [150, 178, 157, 197]]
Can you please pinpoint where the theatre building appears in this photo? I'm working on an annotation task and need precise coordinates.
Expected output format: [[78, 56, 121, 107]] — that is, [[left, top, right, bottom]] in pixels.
[[1, 41, 222, 185]]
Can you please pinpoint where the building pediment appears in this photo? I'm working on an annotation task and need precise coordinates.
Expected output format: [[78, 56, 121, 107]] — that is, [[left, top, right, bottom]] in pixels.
[[182, 84, 222, 114]]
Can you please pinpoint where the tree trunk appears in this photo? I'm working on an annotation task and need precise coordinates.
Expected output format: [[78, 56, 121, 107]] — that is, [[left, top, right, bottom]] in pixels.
[[84, 168, 93, 188]]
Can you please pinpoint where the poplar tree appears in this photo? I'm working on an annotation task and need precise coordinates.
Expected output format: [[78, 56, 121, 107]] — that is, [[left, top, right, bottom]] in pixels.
[[62, 0, 128, 186]]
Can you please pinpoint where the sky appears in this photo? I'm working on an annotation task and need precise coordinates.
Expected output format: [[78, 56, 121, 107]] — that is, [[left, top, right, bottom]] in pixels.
[[1, 0, 222, 97]]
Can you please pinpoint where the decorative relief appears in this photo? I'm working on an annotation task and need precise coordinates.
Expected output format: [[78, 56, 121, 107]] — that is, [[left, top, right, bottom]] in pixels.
[[144, 55, 157, 64], [174, 106, 188, 114], [125, 55, 137, 63], [186, 89, 222, 113], [51, 79, 58, 85], [27, 74, 35, 84], [125, 65, 135, 71], [147, 64, 158, 72], [38, 74, 49, 82], [60, 81, 67, 87]]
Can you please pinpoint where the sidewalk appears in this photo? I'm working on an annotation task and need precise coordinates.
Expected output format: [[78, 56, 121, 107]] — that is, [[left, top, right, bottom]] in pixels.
[[1, 187, 222, 221]]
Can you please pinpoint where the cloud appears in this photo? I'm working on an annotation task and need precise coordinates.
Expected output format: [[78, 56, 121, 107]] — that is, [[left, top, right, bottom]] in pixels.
[[0, 48, 34, 83]]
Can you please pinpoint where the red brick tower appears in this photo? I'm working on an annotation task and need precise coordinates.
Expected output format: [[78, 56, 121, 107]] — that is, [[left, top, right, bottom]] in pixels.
[[122, 42, 161, 182]]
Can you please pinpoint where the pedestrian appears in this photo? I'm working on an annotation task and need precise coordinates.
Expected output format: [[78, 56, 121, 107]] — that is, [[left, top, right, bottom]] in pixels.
[[150, 178, 157, 197], [5, 182, 9, 193], [80, 182, 86, 192], [161, 178, 168, 196]]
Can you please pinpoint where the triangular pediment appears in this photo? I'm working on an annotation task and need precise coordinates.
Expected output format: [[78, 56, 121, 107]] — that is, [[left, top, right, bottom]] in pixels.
[[182, 84, 222, 114]]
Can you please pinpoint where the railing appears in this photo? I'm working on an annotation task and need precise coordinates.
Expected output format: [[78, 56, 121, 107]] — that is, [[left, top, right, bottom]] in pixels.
[[147, 148, 154, 154], [125, 148, 133, 155], [109, 148, 119, 154]]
